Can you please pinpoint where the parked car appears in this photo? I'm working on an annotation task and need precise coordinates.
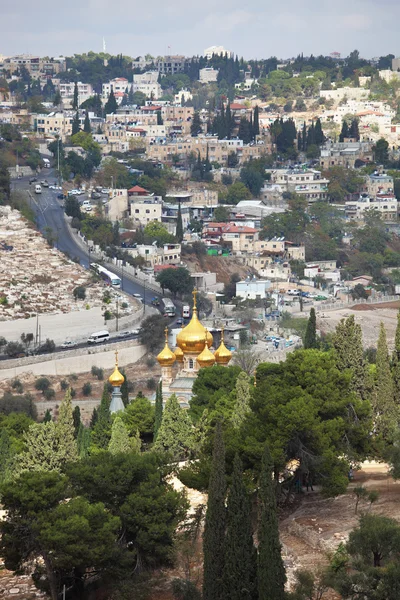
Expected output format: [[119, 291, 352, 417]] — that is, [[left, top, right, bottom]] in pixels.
[[117, 331, 131, 338], [101, 188, 110, 194], [91, 192, 101, 199], [61, 340, 77, 349], [57, 193, 65, 199], [131, 328, 141, 336], [29, 177, 37, 183], [176, 318, 183, 325], [41, 180, 49, 187]]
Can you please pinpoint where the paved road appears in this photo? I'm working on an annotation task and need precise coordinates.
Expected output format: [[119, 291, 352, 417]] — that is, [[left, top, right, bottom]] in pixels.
[[14, 171, 163, 307]]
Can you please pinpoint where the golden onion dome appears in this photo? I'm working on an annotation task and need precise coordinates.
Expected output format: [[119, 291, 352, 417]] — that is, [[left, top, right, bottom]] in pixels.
[[174, 345, 184, 363], [176, 289, 213, 353], [197, 332, 216, 368], [109, 351, 125, 387], [157, 327, 176, 367], [214, 327, 232, 365]]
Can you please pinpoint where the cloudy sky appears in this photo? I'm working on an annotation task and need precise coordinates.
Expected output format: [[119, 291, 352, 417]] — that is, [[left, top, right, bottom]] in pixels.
[[1, 0, 399, 60]]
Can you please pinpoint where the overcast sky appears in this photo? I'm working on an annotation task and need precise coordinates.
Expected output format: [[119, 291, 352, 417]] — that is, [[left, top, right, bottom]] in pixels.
[[1, 0, 399, 60]]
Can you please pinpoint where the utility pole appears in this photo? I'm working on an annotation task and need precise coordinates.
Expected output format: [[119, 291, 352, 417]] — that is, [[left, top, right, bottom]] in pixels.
[[116, 298, 119, 332], [143, 276, 146, 315]]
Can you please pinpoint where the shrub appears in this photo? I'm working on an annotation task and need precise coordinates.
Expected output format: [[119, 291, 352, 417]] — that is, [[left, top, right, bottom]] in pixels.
[[0, 336, 7, 348], [103, 290, 112, 304], [35, 377, 51, 392], [146, 356, 156, 368], [121, 302, 128, 309], [82, 382, 92, 396], [70, 387, 76, 398], [60, 379, 69, 390], [146, 378, 156, 390], [73, 286, 86, 300], [104, 310, 112, 321], [5, 342, 25, 357], [43, 388, 55, 400], [11, 378, 24, 393], [70, 374, 78, 381]]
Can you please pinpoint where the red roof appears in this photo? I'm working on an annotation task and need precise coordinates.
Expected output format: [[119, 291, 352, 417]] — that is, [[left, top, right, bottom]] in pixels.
[[128, 185, 149, 194], [154, 264, 178, 272], [141, 106, 162, 111], [229, 103, 247, 110], [222, 224, 257, 234]]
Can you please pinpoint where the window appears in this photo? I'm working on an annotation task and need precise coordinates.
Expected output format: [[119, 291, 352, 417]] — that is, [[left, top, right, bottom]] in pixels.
[[189, 358, 194, 369]]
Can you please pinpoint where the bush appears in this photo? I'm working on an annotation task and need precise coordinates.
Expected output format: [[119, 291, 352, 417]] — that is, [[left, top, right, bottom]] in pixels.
[[104, 310, 112, 321], [121, 302, 128, 309], [5, 342, 25, 357], [146, 356, 156, 368], [82, 382, 92, 396], [35, 377, 51, 392], [146, 378, 157, 390], [38, 338, 56, 353], [103, 290, 112, 304], [0, 336, 7, 348], [70, 374, 78, 381], [11, 378, 24, 393], [60, 379, 69, 390], [71, 217, 81, 230], [73, 286, 86, 300], [0, 392, 37, 419], [91, 366, 104, 380], [43, 388, 55, 400], [70, 387, 76, 398]]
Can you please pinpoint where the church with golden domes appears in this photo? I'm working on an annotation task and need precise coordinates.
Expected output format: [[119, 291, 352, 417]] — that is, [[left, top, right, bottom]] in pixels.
[[157, 289, 232, 406]]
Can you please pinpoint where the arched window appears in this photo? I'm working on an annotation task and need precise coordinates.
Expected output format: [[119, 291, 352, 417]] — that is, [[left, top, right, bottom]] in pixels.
[[189, 358, 194, 369]]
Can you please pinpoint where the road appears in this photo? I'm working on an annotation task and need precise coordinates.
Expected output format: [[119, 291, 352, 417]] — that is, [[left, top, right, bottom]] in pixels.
[[14, 170, 163, 307]]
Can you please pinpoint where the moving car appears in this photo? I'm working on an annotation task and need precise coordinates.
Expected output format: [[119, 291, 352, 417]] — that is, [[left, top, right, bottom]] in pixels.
[[131, 328, 141, 336], [61, 340, 77, 349], [117, 331, 131, 338]]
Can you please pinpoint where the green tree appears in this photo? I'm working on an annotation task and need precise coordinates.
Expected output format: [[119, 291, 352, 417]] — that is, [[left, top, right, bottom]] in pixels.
[[332, 315, 368, 399], [108, 415, 134, 454], [138, 314, 167, 353], [232, 371, 252, 429], [258, 447, 286, 600], [16, 422, 72, 474], [104, 89, 118, 115], [154, 382, 163, 441], [83, 110, 91, 133], [43, 409, 52, 423], [190, 111, 202, 136], [223, 454, 257, 600], [122, 393, 155, 438], [71, 111, 80, 136], [144, 220, 174, 244], [374, 138, 389, 165], [72, 405, 81, 438], [91, 383, 112, 451], [176, 201, 184, 242], [57, 388, 78, 463], [339, 119, 349, 142], [156, 267, 194, 297], [226, 181, 252, 205], [153, 394, 194, 459], [77, 423, 91, 458], [304, 308, 318, 349], [203, 422, 226, 600], [0, 428, 13, 484], [373, 323, 398, 442], [214, 205, 230, 222], [392, 310, 400, 399], [72, 81, 78, 110]]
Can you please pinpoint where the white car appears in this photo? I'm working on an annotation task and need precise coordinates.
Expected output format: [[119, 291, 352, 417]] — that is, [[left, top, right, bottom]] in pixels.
[[61, 340, 77, 349], [131, 329, 141, 336], [101, 188, 109, 194], [118, 330, 131, 338]]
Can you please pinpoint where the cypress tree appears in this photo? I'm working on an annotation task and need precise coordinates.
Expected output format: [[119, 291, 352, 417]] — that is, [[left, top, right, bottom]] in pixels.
[[104, 89, 118, 115], [223, 454, 257, 600], [176, 201, 184, 242], [108, 415, 132, 454], [91, 384, 112, 450], [304, 307, 318, 349], [120, 369, 129, 406], [302, 122, 307, 151], [0, 429, 13, 484], [72, 81, 78, 110], [43, 409, 52, 423], [339, 119, 349, 142], [392, 310, 400, 399], [154, 381, 163, 440], [349, 118, 360, 141], [253, 105, 260, 136], [90, 407, 98, 429], [374, 323, 398, 441], [72, 405, 81, 438], [314, 118, 324, 145], [226, 102, 233, 138], [190, 111, 202, 136], [77, 423, 91, 458], [332, 315, 367, 399], [258, 447, 286, 600], [128, 85, 134, 104], [153, 394, 194, 459], [232, 372, 251, 429], [83, 110, 91, 133], [71, 111, 80, 136], [57, 389, 78, 462], [203, 422, 226, 600]]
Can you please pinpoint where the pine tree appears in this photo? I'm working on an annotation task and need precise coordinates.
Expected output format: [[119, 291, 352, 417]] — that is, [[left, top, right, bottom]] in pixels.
[[333, 315, 367, 398], [349, 118, 360, 141], [232, 372, 251, 429], [304, 308, 318, 349], [253, 105, 260, 137], [72, 405, 81, 438], [223, 454, 257, 600], [339, 119, 349, 142], [258, 447, 286, 600], [90, 407, 98, 428], [71, 111, 80, 136], [120, 369, 129, 406], [91, 384, 112, 450], [57, 389, 78, 462], [153, 394, 194, 459], [176, 201, 184, 242], [191, 111, 202, 136], [104, 89, 118, 115], [302, 122, 307, 151], [154, 382, 163, 441], [72, 81, 78, 110], [43, 409, 52, 423], [128, 85, 134, 104], [77, 423, 91, 458], [83, 111, 91, 133], [374, 323, 398, 441], [108, 415, 132, 454], [314, 118, 324, 145], [203, 422, 226, 600]]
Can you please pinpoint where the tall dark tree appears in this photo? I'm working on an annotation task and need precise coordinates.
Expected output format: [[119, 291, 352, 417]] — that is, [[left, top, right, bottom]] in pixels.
[[258, 447, 286, 600], [238, 117, 252, 144], [72, 405, 81, 438], [72, 82, 78, 110], [71, 112, 80, 136], [225, 102, 233, 138], [339, 119, 349, 142], [104, 89, 118, 115], [392, 310, 400, 399], [253, 105, 260, 137], [176, 201, 184, 242], [349, 118, 360, 141], [314, 118, 325, 145], [190, 111, 202, 136], [83, 111, 91, 133], [223, 454, 257, 600], [203, 422, 226, 600], [90, 384, 111, 450], [154, 381, 163, 441], [302, 122, 307, 151], [304, 308, 318, 349]]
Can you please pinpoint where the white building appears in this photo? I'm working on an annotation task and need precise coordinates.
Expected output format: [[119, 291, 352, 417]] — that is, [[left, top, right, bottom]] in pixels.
[[345, 193, 398, 222], [199, 67, 219, 83], [55, 81, 94, 101], [236, 279, 271, 300], [132, 72, 161, 99], [102, 78, 129, 101], [266, 168, 329, 202], [304, 262, 341, 283], [204, 46, 233, 60]]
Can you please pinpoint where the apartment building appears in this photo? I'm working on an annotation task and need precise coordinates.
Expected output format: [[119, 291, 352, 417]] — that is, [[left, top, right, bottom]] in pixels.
[[127, 243, 181, 268], [1, 55, 66, 77], [266, 168, 329, 202], [320, 141, 374, 169], [199, 68, 219, 83], [367, 171, 394, 195], [132, 71, 161, 99], [102, 78, 129, 100], [55, 81, 94, 101], [204, 46, 233, 59], [146, 137, 267, 164], [245, 256, 291, 281], [345, 193, 398, 222], [34, 111, 85, 138], [156, 56, 189, 75], [203, 222, 258, 254], [236, 279, 271, 300]]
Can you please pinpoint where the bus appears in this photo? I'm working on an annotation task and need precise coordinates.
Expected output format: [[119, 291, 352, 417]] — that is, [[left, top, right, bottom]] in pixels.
[[163, 298, 176, 317], [91, 263, 121, 288], [182, 304, 190, 319]]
